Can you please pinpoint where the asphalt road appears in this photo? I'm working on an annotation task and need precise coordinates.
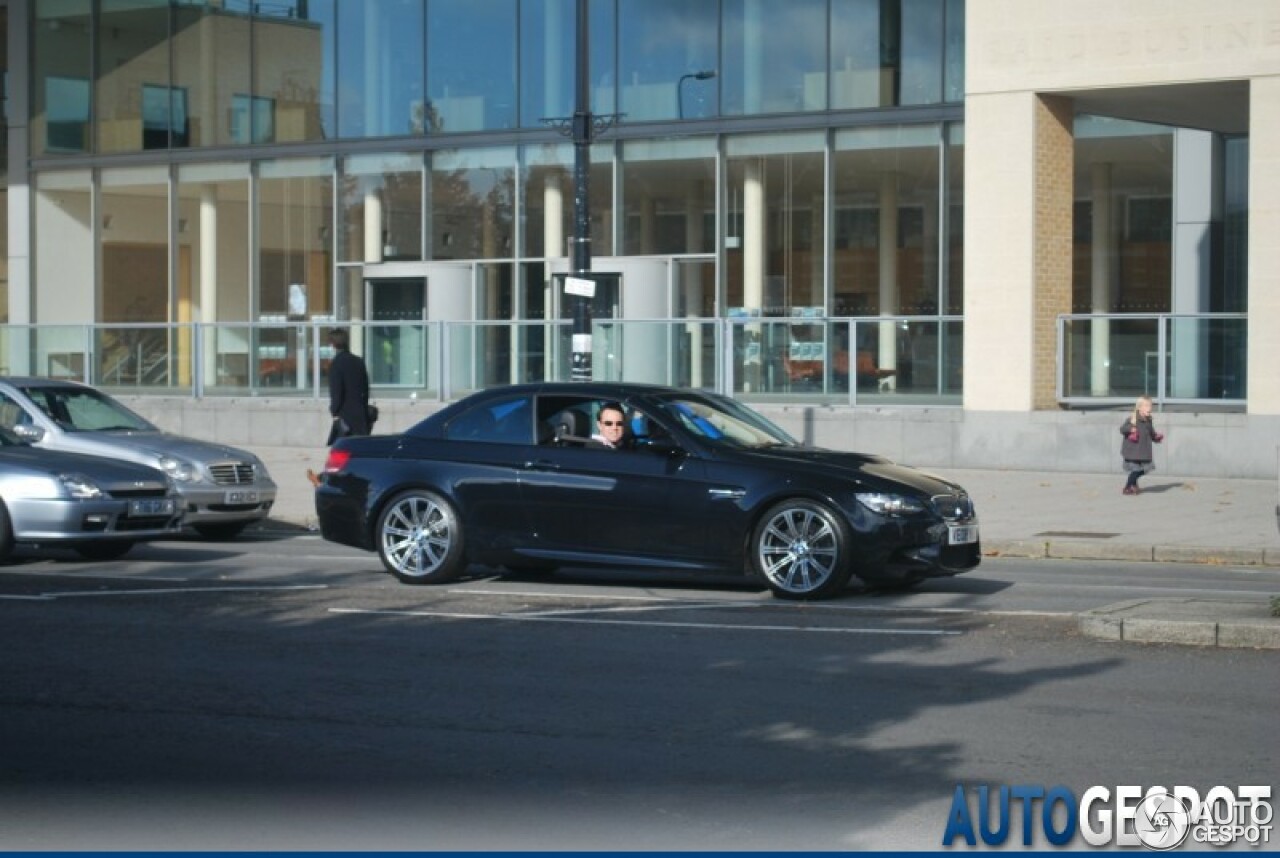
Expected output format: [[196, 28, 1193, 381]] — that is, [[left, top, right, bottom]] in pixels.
[[1, 536, 1276, 851]]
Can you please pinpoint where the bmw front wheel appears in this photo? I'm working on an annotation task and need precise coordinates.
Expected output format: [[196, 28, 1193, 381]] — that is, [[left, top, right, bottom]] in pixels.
[[751, 499, 852, 600], [376, 490, 465, 585]]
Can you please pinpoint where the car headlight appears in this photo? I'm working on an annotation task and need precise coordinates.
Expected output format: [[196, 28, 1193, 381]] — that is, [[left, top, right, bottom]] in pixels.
[[158, 455, 199, 482], [59, 473, 103, 499], [856, 492, 927, 516]]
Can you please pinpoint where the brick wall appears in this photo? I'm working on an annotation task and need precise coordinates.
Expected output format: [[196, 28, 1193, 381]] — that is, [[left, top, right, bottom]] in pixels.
[[1032, 95, 1075, 410]]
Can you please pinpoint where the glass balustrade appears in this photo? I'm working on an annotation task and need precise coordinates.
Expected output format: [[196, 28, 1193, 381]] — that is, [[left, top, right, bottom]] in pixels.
[[1058, 314, 1246, 405], [0, 314, 1247, 409]]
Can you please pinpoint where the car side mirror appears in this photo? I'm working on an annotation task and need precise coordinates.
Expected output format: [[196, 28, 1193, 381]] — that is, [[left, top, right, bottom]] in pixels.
[[12, 424, 44, 442]]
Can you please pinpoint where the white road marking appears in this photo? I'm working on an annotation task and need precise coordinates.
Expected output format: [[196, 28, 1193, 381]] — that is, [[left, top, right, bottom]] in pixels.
[[448, 587, 1065, 618], [328, 606, 962, 636], [38, 584, 329, 600], [0, 569, 191, 582]]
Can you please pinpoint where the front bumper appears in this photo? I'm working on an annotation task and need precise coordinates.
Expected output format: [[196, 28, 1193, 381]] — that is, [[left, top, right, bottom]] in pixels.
[[177, 481, 277, 525], [851, 515, 982, 584], [9, 497, 184, 542]]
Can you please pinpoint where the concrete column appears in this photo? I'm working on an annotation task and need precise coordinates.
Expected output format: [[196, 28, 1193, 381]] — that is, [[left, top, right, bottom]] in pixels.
[[543, 174, 563, 378], [1248, 77, 1280, 415], [744, 159, 766, 312], [878, 173, 899, 387], [1090, 162, 1113, 396], [743, 158, 766, 391], [685, 185, 705, 387], [199, 185, 219, 386], [363, 188, 383, 263], [963, 91, 1072, 412], [1171, 128, 1219, 398]]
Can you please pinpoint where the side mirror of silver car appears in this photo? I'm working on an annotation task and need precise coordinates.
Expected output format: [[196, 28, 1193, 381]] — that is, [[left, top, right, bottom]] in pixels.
[[12, 424, 45, 443]]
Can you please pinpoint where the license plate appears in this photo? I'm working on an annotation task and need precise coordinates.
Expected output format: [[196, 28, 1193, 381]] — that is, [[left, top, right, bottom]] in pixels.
[[948, 524, 978, 545], [224, 489, 259, 504], [129, 498, 175, 517]]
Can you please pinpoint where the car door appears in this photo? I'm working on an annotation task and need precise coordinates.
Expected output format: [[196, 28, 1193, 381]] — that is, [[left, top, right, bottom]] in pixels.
[[418, 393, 540, 554], [519, 426, 719, 567]]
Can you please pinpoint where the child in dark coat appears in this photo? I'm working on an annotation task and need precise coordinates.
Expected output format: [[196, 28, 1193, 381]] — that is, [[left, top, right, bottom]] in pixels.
[[1120, 395, 1163, 495]]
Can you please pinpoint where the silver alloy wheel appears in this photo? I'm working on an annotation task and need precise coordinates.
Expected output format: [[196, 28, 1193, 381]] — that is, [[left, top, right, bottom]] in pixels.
[[380, 493, 453, 579], [756, 504, 841, 595]]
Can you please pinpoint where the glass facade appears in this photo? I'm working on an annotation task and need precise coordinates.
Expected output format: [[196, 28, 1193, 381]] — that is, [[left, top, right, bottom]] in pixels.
[[11, 0, 1249, 408]]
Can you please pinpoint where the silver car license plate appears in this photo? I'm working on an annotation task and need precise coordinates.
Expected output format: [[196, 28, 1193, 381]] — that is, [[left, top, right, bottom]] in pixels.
[[129, 498, 175, 517], [948, 524, 978, 545], [224, 489, 259, 504]]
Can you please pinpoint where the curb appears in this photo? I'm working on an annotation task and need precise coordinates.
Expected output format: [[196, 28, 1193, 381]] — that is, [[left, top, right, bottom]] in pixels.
[[985, 539, 1280, 567], [1077, 598, 1280, 649]]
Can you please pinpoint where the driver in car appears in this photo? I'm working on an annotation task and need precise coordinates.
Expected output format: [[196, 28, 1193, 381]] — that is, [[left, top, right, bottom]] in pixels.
[[590, 402, 628, 449]]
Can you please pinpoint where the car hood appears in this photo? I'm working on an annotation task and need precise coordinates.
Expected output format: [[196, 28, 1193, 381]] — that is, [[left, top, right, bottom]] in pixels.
[[51, 432, 267, 472], [0, 445, 170, 486], [733, 445, 967, 496]]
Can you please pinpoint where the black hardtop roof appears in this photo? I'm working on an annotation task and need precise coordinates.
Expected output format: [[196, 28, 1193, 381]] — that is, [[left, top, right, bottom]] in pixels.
[[424, 382, 716, 427]]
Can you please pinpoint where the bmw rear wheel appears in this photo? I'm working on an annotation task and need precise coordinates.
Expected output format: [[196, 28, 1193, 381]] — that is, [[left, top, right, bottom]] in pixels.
[[752, 499, 852, 600], [376, 490, 465, 585]]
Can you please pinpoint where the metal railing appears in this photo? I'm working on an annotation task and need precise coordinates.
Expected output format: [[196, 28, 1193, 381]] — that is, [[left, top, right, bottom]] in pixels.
[[0, 316, 968, 406], [1057, 313, 1247, 406]]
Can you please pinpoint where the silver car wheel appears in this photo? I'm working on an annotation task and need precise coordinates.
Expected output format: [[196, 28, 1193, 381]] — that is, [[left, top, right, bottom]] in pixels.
[[753, 500, 850, 599], [377, 490, 463, 583]]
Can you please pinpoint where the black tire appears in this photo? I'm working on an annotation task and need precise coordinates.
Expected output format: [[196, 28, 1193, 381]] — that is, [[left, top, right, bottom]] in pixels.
[[376, 489, 466, 585], [192, 522, 249, 540], [751, 499, 853, 600], [73, 541, 135, 561], [0, 503, 14, 564]]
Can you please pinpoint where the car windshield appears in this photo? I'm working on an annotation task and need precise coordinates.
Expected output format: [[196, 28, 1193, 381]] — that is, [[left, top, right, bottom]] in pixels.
[[20, 386, 156, 433], [656, 394, 797, 450]]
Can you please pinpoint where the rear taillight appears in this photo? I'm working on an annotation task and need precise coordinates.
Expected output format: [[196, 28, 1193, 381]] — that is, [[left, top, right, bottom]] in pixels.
[[323, 448, 352, 473]]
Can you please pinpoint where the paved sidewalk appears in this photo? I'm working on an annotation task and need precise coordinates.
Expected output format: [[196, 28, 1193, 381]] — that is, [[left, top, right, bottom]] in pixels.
[[252, 447, 1280, 649]]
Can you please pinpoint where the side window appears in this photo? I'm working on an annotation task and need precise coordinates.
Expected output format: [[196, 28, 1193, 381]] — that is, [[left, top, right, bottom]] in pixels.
[[536, 396, 606, 448], [444, 395, 534, 445]]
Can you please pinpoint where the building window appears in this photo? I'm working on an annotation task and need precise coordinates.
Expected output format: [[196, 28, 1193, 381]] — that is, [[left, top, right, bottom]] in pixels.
[[230, 94, 275, 144], [45, 76, 90, 153], [142, 84, 189, 149]]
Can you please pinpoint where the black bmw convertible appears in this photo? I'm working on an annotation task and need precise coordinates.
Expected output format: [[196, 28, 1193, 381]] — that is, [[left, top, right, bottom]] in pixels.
[[315, 382, 980, 600]]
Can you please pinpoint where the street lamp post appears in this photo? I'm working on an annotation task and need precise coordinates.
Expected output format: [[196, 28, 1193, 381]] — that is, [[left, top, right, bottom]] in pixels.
[[677, 69, 717, 119], [545, 0, 619, 382], [568, 0, 594, 382]]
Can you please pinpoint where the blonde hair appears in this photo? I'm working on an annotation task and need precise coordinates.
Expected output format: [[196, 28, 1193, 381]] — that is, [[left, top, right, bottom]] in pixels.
[[1130, 395, 1153, 425]]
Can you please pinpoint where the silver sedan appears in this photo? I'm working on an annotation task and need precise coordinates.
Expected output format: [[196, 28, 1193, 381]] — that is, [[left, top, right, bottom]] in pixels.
[[0, 377, 277, 539], [0, 426, 182, 561]]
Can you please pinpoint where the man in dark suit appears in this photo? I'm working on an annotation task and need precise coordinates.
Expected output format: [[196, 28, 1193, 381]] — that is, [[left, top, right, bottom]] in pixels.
[[309, 329, 372, 487], [327, 328, 371, 443]]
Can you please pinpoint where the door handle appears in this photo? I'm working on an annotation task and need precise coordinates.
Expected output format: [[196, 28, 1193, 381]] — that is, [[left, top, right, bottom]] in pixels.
[[523, 460, 561, 471]]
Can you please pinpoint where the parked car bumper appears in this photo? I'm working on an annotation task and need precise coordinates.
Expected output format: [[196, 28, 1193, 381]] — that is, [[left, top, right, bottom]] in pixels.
[[177, 482, 277, 526], [8, 496, 183, 541]]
